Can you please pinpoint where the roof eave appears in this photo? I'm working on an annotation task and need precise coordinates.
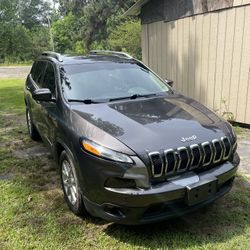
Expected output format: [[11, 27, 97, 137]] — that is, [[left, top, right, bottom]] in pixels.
[[124, 0, 151, 16]]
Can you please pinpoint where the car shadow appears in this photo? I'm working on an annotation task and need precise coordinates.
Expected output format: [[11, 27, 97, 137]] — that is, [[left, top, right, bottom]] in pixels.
[[102, 175, 250, 249]]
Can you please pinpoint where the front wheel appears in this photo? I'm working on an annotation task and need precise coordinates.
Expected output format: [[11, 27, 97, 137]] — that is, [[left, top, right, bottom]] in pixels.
[[60, 150, 87, 216]]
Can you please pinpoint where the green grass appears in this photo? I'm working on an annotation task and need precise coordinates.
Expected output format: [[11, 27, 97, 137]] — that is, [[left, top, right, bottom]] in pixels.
[[0, 79, 250, 249]]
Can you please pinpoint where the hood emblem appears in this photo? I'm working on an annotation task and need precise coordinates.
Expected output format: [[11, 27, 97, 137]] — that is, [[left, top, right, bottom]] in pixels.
[[181, 135, 197, 143]]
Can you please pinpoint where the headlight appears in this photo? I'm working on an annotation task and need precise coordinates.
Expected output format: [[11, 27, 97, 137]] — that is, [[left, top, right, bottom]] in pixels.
[[81, 139, 133, 164]]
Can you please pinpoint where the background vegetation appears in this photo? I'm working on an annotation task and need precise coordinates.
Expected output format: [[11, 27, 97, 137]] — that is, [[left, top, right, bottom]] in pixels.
[[0, 0, 141, 64]]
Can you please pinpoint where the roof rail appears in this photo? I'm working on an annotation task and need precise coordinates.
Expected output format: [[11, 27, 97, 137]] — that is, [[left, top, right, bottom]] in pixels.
[[41, 51, 63, 62], [89, 50, 133, 59]]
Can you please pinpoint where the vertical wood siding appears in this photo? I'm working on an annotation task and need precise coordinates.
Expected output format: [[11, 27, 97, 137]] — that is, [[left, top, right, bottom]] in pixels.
[[142, 4, 250, 124]]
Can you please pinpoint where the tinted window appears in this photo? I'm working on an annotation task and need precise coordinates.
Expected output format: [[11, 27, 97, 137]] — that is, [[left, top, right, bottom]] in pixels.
[[33, 61, 47, 87], [30, 62, 37, 78], [61, 62, 170, 101], [43, 62, 56, 96]]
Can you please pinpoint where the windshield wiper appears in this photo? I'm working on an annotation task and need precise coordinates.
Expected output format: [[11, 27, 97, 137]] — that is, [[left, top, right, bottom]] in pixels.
[[67, 99, 106, 104], [109, 92, 166, 102]]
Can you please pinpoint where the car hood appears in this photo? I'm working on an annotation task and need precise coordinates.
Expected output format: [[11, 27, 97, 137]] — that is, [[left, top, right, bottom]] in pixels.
[[71, 95, 232, 153]]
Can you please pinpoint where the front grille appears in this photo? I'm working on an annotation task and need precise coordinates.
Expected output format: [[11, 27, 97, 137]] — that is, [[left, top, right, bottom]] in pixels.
[[149, 136, 233, 178]]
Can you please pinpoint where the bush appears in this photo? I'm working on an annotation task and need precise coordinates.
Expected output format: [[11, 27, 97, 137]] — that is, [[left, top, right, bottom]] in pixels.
[[52, 13, 80, 54], [0, 24, 32, 63]]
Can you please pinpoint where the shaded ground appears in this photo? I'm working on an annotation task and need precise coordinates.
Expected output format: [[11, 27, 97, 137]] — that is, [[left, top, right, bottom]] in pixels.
[[0, 66, 31, 79]]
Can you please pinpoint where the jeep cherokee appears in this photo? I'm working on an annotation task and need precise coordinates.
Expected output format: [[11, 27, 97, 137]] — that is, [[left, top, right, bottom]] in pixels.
[[24, 50, 240, 225]]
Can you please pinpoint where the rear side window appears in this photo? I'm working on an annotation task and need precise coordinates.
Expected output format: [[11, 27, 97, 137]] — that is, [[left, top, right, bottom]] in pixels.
[[43, 62, 56, 97], [30, 62, 37, 78], [32, 61, 47, 87]]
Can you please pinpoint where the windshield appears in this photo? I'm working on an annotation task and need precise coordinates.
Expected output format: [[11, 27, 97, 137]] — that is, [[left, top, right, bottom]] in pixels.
[[61, 61, 171, 101]]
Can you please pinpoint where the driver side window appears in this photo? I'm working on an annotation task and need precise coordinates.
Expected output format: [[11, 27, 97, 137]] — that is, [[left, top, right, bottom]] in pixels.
[[43, 62, 56, 97]]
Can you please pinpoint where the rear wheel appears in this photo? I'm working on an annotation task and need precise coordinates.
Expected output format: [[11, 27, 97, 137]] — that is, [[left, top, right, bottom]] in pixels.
[[60, 150, 87, 216], [26, 108, 40, 141]]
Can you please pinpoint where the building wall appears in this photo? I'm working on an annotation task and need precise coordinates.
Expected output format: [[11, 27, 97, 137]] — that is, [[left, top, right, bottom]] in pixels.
[[141, 2, 250, 124]]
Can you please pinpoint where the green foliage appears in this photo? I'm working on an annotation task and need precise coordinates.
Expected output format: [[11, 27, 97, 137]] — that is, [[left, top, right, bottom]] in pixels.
[[0, 24, 32, 63], [0, 24, 52, 63], [52, 13, 79, 53], [18, 0, 52, 29], [108, 20, 142, 59], [0, 0, 141, 62], [58, 0, 87, 16], [0, 0, 18, 24], [0, 0, 53, 63], [82, 0, 134, 49], [30, 27, 53, 57]]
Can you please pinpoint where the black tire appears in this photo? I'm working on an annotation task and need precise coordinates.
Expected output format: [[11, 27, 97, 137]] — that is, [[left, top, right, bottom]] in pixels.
[[59, 150, 87, 216], [26, 108, 40, 141]]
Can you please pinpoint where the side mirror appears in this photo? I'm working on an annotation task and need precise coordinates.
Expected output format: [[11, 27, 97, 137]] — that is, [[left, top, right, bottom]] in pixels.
[[32, 88, 52, 102], [165, 79, 174, 87]]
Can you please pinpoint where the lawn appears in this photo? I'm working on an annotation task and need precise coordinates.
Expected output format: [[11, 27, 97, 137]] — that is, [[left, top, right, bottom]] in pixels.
[[0, 78, 250, 250]]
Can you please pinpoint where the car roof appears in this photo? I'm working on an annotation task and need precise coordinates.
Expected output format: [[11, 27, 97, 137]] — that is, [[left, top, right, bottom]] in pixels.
[[60, 55, 137, 65], [38, 51, 137, 66]]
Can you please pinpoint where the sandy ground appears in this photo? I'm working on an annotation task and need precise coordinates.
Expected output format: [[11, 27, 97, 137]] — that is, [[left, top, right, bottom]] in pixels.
[[237, 129, 250, 176], [0, 66, 31, 78]]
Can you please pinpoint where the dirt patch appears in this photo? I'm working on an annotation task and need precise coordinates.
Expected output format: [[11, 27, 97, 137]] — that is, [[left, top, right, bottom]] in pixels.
[[237, 128, 250, 176], [12, 144, 50, 159], [0, 173, 14, 180]]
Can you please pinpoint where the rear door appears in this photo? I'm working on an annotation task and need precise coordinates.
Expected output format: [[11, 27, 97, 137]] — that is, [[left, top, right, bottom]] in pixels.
[[26, 60, 47, 131], [38, 61, 58, 148]]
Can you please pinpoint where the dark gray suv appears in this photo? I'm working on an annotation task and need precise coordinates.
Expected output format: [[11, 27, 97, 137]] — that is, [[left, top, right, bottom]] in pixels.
[[24, 50, 240, 225]]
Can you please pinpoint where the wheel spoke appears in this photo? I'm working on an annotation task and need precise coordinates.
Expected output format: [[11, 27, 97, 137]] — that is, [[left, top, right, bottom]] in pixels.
[[61, 159, 78, 206], [72, 185, 77, 195]]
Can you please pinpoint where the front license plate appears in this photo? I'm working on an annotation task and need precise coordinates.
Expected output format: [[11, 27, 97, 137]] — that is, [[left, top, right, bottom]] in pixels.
[[186, 179, 218, 206]]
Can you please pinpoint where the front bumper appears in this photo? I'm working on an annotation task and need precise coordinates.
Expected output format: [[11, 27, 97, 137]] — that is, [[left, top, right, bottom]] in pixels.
[[83, 153, 240, 225]]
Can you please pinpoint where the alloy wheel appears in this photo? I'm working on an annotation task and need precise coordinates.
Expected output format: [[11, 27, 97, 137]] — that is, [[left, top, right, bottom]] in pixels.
[[61, 160, 78, 206]]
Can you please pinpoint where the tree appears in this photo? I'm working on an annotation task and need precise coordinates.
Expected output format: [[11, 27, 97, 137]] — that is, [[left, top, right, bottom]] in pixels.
[[108, 20, 141, 59], [52, 13, 83, 53], [81, 0, 135, 49], [0, 0, 142, 62], [18, 0, 52, 29], [0, 0, 52, 62], [0, 0, 18, 23], [58, 0, 88, 16], [0, 24, 32, 62]]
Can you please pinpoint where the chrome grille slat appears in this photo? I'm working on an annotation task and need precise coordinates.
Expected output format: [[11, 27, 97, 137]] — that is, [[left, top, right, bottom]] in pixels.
[[221, 136, 232, 160], [212, 139, 223, 163], [190, 144, 202, 169], [177, 147, 190, 172], [149, 152, 164, 178], [164, 149, 177, 174], [202, 141, 213, 166], [148, 136, 233, 179]]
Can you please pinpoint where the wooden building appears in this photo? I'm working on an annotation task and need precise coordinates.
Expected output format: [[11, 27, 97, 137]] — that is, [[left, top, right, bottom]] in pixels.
[[126, 0, 250, 124]]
